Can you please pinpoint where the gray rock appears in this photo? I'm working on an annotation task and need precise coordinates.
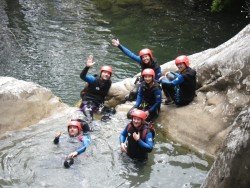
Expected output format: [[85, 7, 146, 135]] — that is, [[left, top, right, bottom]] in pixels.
[[0, 77, 68, 134], [108, 24, 250, 157], [201, 107, 250, 188]]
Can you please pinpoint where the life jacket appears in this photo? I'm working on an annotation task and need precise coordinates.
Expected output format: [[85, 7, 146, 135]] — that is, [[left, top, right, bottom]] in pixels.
[[140, 81, 161, 107], [175, 67, 197, 104], [140, 60, 160, 74], [82, 75, 111, 104], [127, 122, 155, 141], [126, 122, 155, 160]]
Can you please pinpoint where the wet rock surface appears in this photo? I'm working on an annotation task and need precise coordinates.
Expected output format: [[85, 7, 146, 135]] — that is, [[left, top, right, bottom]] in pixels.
[[201, 107, 250, 188], [0, 22, 249, 188], [108, 24, 250, 157], [0, 77, 68, 134]]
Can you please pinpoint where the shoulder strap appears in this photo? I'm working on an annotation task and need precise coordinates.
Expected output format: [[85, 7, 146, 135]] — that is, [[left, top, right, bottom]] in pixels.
[[141, 122, 155, 140], [126, 122, 133, 132], [127, 122, 155, 140]]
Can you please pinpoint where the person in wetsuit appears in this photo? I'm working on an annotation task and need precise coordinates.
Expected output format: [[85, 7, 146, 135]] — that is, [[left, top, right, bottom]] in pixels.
[[112, 39, 162, 101], [160, 55, 196, 106], [127, 68, 162, 122], [120, 109, 155, 161], [80, 55, 113, 122], [53, 119, 91, 167]]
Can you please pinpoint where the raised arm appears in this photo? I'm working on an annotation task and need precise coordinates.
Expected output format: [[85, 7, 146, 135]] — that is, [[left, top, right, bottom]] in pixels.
[[80, 55, 96, 83], [112, 39, 141, 64]]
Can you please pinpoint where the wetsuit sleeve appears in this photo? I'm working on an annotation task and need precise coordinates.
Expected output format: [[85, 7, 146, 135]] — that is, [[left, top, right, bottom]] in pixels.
[[53, 136, 60, 144], [170, 71, 179, 77], [53, 135, 66, 144], [76, 134, 91, 155], [171, 74, 184, 86], [155, 67, 162, 81], [138, 132, 153, 152], [82, 122, 91, 133], [161, 73, 184, 86], [134, 86, 143, 108], [80, 66, 96, 83], [118, 44, 141, 64], [148, 88, 162, 113], [120, 126, 128, 143]]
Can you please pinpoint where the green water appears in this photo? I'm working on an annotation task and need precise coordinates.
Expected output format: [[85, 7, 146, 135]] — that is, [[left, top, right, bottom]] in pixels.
[[0, 0, 248, 187], [0, 0, 247, 105]]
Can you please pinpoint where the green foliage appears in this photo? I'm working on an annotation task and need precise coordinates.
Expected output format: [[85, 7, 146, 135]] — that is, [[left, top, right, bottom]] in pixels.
[[211, 0, 233, 12], [211, 0, 222, 12]]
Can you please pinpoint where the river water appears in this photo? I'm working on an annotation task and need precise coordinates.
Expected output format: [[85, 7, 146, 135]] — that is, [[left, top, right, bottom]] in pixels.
[[0, 0, 248, 187], [0, 110, 212, 187]]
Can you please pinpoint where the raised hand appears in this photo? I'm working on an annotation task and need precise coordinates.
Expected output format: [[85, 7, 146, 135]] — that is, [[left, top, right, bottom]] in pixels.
[[55, 132, 62, 138], [111, 39, 120, 47], [86, 55, 95, 67]]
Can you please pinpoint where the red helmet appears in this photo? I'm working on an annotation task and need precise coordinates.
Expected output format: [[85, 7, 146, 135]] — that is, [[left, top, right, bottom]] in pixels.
[[175, 55, 190, 67], [139, 48, 153, 59], [68, 120, 82, 132], [131, 109, 147, 120], [142, 68, 155, 79], [100, 65, 112, 75]]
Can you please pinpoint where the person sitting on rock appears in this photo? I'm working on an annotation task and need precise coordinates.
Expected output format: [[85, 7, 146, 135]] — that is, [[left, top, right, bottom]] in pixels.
[[120, 109, 155, 161], [80, 55, 114, 122], [160, 55, 196, 106], [127, 68, 162, 122], [53, 119, 91, 168], [111, 39, 161, 101]]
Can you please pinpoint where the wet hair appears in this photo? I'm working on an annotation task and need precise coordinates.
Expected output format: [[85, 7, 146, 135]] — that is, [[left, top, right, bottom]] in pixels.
[[70, 119, 90, 133]]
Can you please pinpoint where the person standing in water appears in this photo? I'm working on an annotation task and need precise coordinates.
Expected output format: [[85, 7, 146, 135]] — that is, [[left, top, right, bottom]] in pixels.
[[120, 109, 155, 161], [53, 119, 91, 168]]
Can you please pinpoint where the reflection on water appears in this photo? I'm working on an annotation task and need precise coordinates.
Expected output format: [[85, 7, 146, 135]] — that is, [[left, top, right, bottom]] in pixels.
[[0, 111, 212, 187], [0, 0, 247, 105]]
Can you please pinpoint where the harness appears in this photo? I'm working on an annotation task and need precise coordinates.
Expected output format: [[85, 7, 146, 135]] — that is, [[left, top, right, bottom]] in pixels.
[[126, 122, 155, 140], [81, 75, 111, 104], [140, 81, 161, 107]]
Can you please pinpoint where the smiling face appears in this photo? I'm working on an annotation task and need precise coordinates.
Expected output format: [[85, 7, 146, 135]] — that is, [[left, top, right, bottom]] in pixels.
[[141, 54, 151, 64], [176, 62, 186, 72], [132, 116, 143, 128], [100, 70, 111, 80], [143, 74, 153, 84], [68, 125, 79, 137]]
